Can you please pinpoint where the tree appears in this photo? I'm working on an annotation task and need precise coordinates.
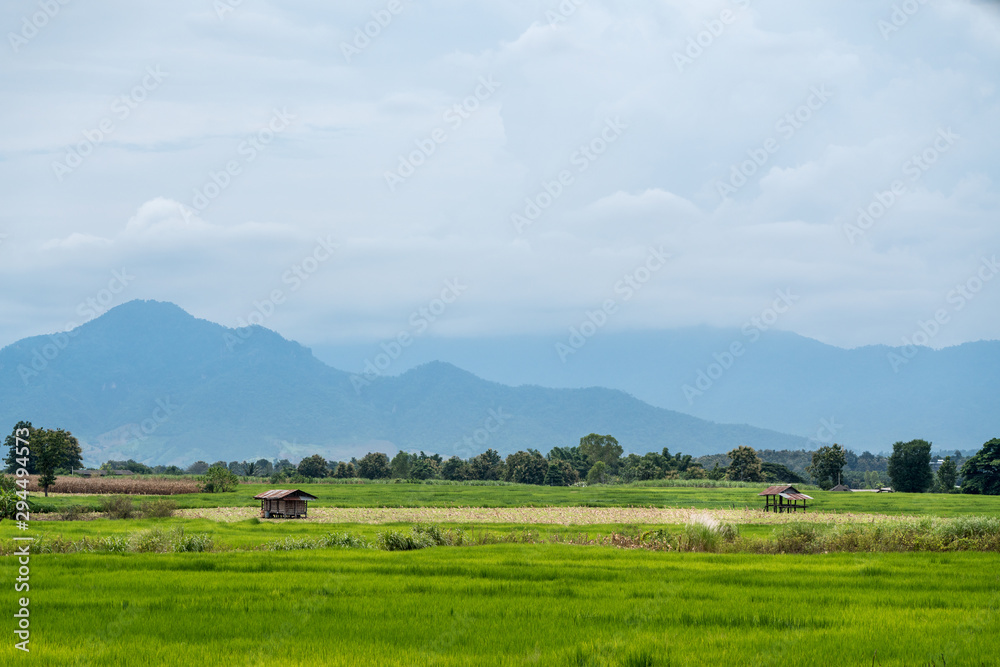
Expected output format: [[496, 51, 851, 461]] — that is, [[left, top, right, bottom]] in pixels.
[[441, 456, 470, 481], [390, 451, 413, 479], [887, 439, 933, 492], [547, 446, 591, 479], [356, 452, 391, 480], [297, 454, 328, 478], [725, 446, 763, 482], [578, 434, 623, 471], [935, 456, 957, 493], [5, 424, 82, 477], [468, 449, 503, 481], [585, 461, 607, 485], [807, 444, 847, 489], [410, 458, 440, 480], [200, 465, 239, 493], [961, 438, 1000, 495], [242, 460, 259, 477], [504, 450, 547, 485], [543, 461, 565, 486], [101, 459, 153, 474], [186, 460, 209, 475], [332, 462, 356, 479]]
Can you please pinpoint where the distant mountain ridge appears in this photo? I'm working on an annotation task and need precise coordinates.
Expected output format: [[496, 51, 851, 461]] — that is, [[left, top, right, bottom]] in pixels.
[[0, 300, 812, 466], [310, 329, 1000, 453]]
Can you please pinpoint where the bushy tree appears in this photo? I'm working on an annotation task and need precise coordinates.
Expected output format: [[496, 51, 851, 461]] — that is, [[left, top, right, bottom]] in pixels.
[[332, 462, 356, 479], [390, 451, 413, 479], [200, 465, 239, 493], [441, 456, 471, 481], [186, 460, 209, 475], [504, 450, 547, 485], [961, 438, 1000, 495], [725, 446, 763, 482], [410, 458, 440, 480], [297, 454, 328, 478], [807, 444, 847, 489], [101, 459, 153, 474], [578, 434, 623, 471], [468, 449, 503, 481], [547, 446, 591, 479], [543, 461, 565, 486], [4, 423, 83, 477], [935, 456, 957, 493], [586, 461, 607, 485], [887, 439, 933, 493], [356, 452, 391, 479]]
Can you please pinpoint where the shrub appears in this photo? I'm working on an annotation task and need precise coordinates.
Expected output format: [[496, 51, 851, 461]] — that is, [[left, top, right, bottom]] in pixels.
[[140, 498, 177, 518], [60, 504, 90, 521], [99, 495, 137, 520], [172, 530, 213, 553], [199, 466, 239, 493], [376, 529, 435, 551]]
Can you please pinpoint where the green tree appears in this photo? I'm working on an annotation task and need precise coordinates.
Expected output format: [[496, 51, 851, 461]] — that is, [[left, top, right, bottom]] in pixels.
[[886, 439, 933, 492], [807, 444, 847, 489], [578, 434, 623, 471], [543, 461, 565, 486], [935, 456, 957, 493], [410, 458, 440, 480], [356, 452, 391, 479], [707, 463, 726, 480], [547, 446, 591, 479], [586, 460, 608, 485], [297, 454, 328, 478], [504, 450, 547, 485], [390, 451, 413, 479], [469, 449, 503, 481], [440, 456, 470, 481], [761, 462, 806, 484], [186, 460, 209, 474], [725, 446, 763, 482], [242, 460, 259, 477], [5, 424, 82, 477], [200, 465, 239, 493], [960, 438, 1000, 495], [332, 462, 356, 479]]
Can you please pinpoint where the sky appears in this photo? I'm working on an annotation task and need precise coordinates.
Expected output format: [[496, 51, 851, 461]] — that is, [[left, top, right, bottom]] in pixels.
[[2, 0, 999, 353]]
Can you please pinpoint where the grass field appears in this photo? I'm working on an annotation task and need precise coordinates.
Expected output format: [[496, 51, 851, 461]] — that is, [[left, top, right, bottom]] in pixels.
[[32, 481, 1000, 516], [3, 547, 998, 666], [6, 482, 1000, 665]]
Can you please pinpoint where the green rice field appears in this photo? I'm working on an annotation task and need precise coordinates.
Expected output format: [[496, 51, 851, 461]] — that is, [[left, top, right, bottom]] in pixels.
[[4, 482, 1000, 665], [3, 547, 998, 666]]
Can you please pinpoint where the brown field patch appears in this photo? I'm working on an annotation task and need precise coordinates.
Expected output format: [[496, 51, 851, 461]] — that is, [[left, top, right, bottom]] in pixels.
[[27, 475, 201, 495]]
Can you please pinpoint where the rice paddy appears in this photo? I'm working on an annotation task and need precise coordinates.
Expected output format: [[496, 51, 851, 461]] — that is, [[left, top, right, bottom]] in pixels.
[[4, 482, 999, 665]]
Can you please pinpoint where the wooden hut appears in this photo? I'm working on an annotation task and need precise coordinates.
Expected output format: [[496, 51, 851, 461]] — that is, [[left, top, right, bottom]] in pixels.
[[758, 485, 813, 513], [254, 489, 318, 519]]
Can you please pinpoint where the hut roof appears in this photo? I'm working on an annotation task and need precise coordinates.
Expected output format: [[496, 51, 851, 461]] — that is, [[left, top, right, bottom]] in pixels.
[[758, 485, 813, 500], [253, 489, 319, 501], [829, 484, 851, 492]]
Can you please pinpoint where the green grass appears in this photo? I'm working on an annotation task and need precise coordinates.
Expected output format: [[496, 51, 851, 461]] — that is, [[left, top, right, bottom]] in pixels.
[[4, 547, 998, 665], [30, 482, 1000, 516]]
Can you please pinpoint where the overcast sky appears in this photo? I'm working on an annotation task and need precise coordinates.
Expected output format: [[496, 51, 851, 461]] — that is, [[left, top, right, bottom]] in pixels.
[[2, 0, 998, 351]]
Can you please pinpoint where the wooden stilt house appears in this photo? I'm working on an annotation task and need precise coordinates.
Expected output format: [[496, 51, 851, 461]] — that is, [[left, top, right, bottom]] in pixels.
[[758, 485, 812, 513], [254, 489, 318, 519]]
